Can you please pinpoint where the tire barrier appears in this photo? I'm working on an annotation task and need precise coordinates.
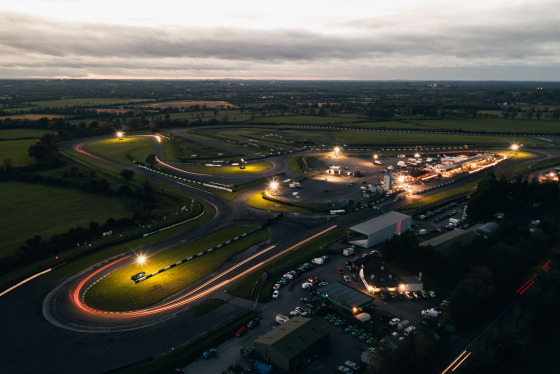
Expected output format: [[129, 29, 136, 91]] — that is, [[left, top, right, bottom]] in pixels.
[[134, 226, 263, 283]]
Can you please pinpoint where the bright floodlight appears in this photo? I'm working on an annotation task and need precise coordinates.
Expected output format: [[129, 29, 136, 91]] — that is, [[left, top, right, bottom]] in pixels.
[[137, 255, 146, 272], [270, 181, 279, 190], [511, 144, 519, 151], [373, 154, 378, 159], [334, 147, 341, 156], [398, 176, 405, 183], [116, 131, 124, 139], [414, 153, 420, 158]]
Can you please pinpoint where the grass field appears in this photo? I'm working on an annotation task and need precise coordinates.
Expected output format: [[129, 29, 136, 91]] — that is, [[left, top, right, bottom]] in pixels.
[[400, 182, 478, 214], [182, 161, 273, 175], [171, 132, 241, 161], [246, 191, 312, 213], [0, 139, 37, 167], [0, 129, 56, 139], [328, 130, 546, 146], [0, 181, 132, 257], [83, 136, 155, 164], [0, 114, 64, 120], [26, 98, 153, 109], [84, 226, 270, 311], [146, 100, 236, 109], [250, 114, 360, 125]]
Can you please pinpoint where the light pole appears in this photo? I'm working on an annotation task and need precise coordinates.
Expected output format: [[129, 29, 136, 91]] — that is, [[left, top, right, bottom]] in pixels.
[[334, 147, 340, 157]]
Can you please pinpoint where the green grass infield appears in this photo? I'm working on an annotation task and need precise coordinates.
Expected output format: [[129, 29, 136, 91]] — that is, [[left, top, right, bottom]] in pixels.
[[84, 226, 270, 311], [182, 161, 273, 175], [83, 136, 155, 164]]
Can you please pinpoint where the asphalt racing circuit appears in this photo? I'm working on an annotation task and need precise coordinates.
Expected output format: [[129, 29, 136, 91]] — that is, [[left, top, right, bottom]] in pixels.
[[2, 129, 557, 373]]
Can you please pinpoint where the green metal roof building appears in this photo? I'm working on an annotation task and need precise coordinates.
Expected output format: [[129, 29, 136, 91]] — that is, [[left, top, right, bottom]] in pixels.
[[254, 317, 329, 373], [314, 281, 375, 314]]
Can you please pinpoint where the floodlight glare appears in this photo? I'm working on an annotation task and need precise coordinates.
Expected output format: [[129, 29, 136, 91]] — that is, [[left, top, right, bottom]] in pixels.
[[334, 147, 340, 156], [116, 131, 124, 140], [373, 154, 378, 159], [511, 144, 519, 151], [138, 255, 146, 272]]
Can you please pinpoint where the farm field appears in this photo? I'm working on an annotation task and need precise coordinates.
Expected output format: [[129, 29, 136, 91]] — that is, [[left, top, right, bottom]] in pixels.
[[0, 114, 64, 120], [146, 100, 236, 109], [0, 128, 56, 139], [26, 98, 153, 109], [0, 139, 38, 167], [83, 136, 155, 164], [0, 181, 132, 257], [84, 226, 270, 311]]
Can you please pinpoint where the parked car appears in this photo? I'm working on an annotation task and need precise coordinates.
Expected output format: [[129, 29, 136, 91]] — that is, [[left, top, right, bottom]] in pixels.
[[273, 283, 281, 290], [235, 327, 248, 336], [343, 275, 351, 283], [345, 361, 360, 371], [389, 317, 400, 326], [247, 318, 260, 329], [202, 348, 216, 359], [428, 290, 436, 297], [272, 290, 279, 298], [295, 306, 308, 316], [338, 366, 354, 374], [337, 267, 344, 275]]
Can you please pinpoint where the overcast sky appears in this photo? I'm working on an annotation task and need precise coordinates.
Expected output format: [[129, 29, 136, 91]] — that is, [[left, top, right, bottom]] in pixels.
[[1, 0, 559, 80]]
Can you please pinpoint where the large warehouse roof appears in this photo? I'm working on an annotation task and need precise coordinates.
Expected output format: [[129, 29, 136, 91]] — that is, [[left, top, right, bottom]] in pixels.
[[254, 317, 327, 360], [350, 211, 411, 235], [316, 281, 374, 307]]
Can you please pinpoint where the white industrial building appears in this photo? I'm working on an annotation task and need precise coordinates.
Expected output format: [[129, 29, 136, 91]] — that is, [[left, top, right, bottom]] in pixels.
[[348, 211, 412, 248]]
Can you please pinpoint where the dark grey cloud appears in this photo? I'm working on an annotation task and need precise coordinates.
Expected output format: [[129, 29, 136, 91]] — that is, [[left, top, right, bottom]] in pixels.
[[0, 4, 559, 80]]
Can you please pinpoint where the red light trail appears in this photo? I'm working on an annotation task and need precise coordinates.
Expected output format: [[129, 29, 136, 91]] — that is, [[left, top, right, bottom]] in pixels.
[[71, 225, 338, 318]]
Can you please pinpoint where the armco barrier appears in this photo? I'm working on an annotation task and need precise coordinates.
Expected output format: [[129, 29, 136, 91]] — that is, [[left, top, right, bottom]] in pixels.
[[137, 164, 233, 192], [134, 226, 262, 283]]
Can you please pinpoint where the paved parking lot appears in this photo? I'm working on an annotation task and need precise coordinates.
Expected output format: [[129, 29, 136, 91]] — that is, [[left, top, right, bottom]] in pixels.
[[184, 244, 444, 373]]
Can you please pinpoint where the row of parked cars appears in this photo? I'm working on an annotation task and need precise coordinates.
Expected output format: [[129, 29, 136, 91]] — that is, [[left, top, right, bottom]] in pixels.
[[337, 361, 360, 374]]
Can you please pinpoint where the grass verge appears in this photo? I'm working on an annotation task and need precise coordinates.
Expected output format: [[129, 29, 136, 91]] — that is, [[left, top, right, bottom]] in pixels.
[[182, 161, 273, 175], [246, 191, 312, 213], [399, 182, 477, 215], [192, 298, 228, 316]]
